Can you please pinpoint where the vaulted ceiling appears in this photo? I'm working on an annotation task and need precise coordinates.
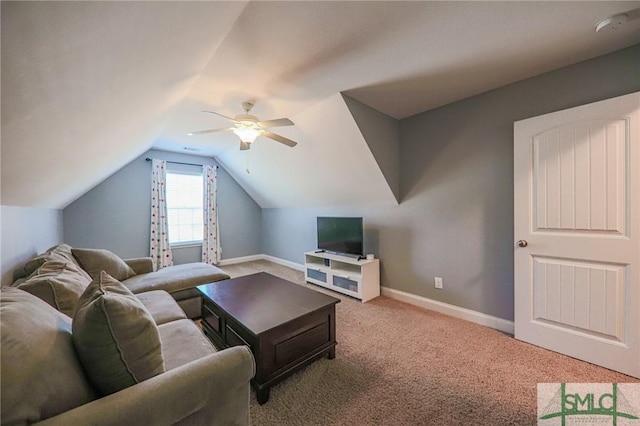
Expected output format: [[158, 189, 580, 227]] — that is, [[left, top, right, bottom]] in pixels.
[[2, 1, 639, 209]]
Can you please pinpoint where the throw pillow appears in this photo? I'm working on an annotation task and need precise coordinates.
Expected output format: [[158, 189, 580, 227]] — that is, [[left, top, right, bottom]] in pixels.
[[50, 244, 92, 279], [17, 260, 91, 317], [72, 248, 136, 281], [13, 244, 91, 283], [19, 253, 49, 279], [0, 288, 97, 424], [72, 271, 165, 395]]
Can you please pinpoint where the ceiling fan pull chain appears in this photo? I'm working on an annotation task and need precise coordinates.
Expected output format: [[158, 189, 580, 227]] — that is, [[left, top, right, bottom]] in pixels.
[[246, 150, 250, 174]]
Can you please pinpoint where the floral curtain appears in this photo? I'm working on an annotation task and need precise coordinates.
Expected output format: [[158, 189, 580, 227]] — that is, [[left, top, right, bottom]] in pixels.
[[202, 165, 220, 264], [150, 159, 173, 269]]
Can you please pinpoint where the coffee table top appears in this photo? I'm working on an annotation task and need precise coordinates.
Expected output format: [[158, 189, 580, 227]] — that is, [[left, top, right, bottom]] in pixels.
[[197, 272, 340, 335]]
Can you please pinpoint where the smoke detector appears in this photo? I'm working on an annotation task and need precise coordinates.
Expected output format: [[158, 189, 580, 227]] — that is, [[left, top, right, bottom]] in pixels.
[[595, 13, 628, 32]]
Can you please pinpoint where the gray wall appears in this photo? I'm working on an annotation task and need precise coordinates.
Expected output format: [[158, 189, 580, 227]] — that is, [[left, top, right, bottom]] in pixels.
[[64, 149, 262, 263], [343, 94, 400, 202], [262, 44, 640, 322], [1, 205, 64, 285]]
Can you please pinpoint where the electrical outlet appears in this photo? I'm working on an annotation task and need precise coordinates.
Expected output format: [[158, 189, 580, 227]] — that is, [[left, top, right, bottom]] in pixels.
[[434, 277, 443, 289]]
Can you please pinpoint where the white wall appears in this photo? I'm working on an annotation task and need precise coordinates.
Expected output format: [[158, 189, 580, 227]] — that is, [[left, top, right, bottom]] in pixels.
[[1, 206, 64, 285]]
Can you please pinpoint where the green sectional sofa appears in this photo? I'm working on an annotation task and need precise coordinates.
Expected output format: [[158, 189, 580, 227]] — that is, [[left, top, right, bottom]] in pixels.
[[1, 244, 255, 425], [10, 244, 229, 318]]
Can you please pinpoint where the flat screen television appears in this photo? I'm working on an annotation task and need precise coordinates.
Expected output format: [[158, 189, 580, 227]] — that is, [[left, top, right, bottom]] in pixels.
[[317, 217, 363, 257]]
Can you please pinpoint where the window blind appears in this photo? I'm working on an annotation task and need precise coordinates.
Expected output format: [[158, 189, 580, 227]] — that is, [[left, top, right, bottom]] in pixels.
[[166, 171, 203, 245]]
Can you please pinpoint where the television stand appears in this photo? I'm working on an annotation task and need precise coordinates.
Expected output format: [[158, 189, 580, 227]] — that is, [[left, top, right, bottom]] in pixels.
[[323, 251, 362, 261], [304, 251, 380, 302]]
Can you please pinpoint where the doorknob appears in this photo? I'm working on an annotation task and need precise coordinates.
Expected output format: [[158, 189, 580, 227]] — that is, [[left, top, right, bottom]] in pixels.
[[516, 240, 528, 247]]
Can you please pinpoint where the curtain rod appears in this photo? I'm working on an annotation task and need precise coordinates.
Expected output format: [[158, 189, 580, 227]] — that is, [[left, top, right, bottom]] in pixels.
[[145, 158, 217, 168]]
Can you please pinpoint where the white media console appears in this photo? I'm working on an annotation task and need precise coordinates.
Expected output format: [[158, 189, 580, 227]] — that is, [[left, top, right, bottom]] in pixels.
[[304, 251, 380, 302]]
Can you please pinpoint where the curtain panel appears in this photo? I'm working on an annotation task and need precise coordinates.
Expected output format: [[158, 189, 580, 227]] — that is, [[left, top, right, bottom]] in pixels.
[[202, 165, 220, 264], [150, 159, 173, 269]]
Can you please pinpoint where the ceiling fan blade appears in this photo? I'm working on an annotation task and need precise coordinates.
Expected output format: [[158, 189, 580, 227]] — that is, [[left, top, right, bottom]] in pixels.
[[187, 127, 231, 136], [202, 110, 236, 122], [239, 141, 251, 151], [258, 118, 294, 128], [262, 131, 298, 147]]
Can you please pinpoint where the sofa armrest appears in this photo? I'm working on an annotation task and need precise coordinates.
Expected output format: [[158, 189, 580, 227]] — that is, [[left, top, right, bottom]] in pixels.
[[36, 346, 255, 426], [124, 257, 155, 274]]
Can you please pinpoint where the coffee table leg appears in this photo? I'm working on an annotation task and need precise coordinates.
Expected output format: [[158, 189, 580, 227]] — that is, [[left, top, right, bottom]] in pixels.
[[256, 387, 270, 405], [327, 346, 336, 360]]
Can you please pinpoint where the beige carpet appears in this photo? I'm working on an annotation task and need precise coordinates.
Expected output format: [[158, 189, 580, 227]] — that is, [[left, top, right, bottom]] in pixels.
[[221, 260, 637, 425]]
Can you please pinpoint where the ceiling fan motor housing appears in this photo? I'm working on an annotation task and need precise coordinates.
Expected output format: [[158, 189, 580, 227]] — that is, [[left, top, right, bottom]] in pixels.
[[234, 114, 259, 125], [241, 101, 255, 113]]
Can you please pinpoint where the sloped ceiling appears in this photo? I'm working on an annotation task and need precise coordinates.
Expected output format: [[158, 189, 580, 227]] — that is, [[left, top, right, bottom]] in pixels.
[[1, 1, 248, 208], [2, 1, 640, 209], [217, 93, 397, 208]]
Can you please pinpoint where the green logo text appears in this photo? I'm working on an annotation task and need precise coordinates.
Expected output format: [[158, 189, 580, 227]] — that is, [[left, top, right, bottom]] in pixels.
[[540, 383, 638, 426]]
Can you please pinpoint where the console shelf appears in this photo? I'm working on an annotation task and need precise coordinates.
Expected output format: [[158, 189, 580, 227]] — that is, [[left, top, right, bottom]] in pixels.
[[304, 251, 380, 302]]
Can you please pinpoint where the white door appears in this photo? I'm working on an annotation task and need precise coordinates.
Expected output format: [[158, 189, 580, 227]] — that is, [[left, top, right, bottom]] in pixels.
[[514, 92, 640, 378]]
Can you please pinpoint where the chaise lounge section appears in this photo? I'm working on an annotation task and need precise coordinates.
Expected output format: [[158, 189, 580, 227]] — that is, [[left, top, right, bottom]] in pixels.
[[10, 244, 229, 318]]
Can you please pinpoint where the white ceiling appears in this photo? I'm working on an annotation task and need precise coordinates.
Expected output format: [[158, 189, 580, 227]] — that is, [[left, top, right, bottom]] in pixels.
[[2, 2, 639, 209]]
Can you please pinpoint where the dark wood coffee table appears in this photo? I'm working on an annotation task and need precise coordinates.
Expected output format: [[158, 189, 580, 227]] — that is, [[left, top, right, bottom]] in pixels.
[[196, 272, 340, 404]]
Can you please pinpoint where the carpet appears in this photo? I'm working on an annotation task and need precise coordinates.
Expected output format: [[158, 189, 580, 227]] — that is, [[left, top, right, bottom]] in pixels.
[[221, 260, 636, 425]]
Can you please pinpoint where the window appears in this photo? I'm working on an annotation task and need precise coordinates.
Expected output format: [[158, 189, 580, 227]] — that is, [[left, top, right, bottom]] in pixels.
[[166, 170, 203, 246]]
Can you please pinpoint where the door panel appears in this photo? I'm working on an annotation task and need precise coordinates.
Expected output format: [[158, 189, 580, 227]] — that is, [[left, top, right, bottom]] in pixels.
[[532, 256, 625, 342], [514, 92, 639, 378], [533, 120, 627, 234]]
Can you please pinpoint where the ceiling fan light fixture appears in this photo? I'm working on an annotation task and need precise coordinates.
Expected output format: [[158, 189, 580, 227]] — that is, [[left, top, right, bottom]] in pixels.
[[233, 126, 261, 143]]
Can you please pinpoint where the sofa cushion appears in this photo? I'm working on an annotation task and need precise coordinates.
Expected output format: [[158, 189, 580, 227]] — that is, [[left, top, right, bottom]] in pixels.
[[158, 319, 217, 371], [17, 259, 91, 317], [124, 262, 229, 294], [136, 290, 187, 325], [73, 272, 164, 395], [0, 288, 97, 424], [72, 248, 136, 281]]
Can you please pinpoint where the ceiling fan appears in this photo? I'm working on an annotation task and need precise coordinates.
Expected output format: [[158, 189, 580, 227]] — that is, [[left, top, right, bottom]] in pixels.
[[188, 101, 297, 151]]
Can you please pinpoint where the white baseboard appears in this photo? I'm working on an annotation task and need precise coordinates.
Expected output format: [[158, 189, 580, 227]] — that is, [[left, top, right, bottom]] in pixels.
[[261, 255, 305, 272], [381, 287, 514, 335], [218, 254, 305, 272], [218, 254, 265, 266], [219, 254, 514, 335]]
